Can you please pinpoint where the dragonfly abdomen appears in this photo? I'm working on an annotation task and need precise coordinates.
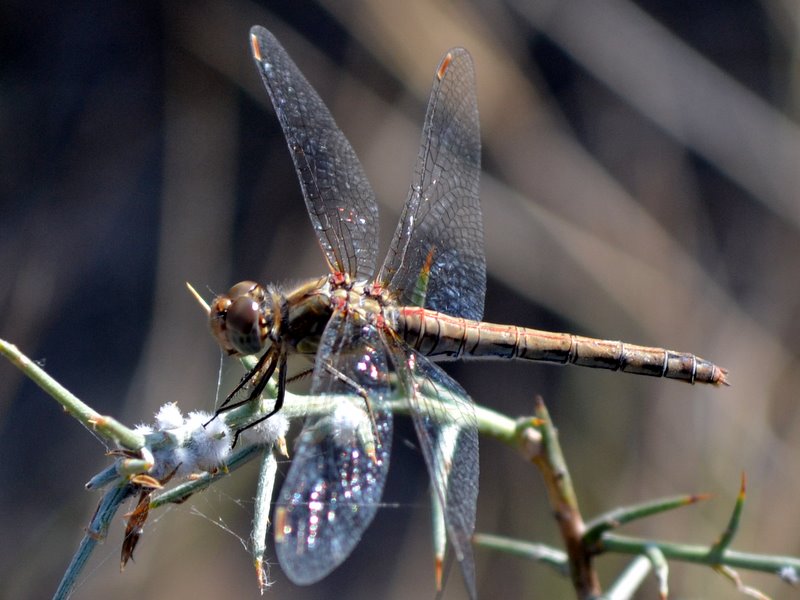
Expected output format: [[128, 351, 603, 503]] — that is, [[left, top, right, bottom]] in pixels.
[[397, 307, 728, 385]]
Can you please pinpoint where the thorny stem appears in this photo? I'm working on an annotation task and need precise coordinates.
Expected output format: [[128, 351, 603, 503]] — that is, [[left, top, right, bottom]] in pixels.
[[5, 337, 799, 598]]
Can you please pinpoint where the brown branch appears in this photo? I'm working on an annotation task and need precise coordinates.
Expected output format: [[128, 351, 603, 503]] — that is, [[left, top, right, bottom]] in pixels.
[[524, 396, 600, 598]]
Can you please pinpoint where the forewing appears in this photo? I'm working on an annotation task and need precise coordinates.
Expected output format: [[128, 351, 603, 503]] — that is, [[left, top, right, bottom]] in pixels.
[[378, 48, 485, 321], [274, 306, 392, 584], [386, 334, 479, 599], [250, 26, 379, 280]]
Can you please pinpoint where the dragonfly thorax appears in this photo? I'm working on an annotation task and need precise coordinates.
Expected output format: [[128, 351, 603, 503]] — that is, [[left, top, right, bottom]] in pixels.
[[209, 280, 280, 356], [330, 278, 391, 329]]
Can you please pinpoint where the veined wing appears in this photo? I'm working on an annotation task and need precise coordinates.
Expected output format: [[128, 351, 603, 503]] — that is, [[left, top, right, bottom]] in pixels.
[[378, 48, 485, 321], [386, 333, 479, 599], [250, 26, 379, 280], [274, 306, 392, 584]]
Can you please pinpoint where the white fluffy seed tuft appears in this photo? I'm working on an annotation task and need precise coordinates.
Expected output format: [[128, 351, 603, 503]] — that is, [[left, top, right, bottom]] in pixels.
[[239, 412, 289, 447], [154, 402, 184, 430], [142, 405, 232, 480], [186, 411, 231, 471]]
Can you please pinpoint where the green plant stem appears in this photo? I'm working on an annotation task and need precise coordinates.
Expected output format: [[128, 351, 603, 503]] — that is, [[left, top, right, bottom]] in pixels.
[[709, 472, 746, 559], [601, 555, 652, 600], [645, 545, 669, 598], [53, 484, 136, 600], [147, 395, 531, 510], [584, 493, 710, 545], [600, 533, 800, 577], [473, 533, 569, 575], [252, 449, 279, 592], [0, 339, 144, 450]]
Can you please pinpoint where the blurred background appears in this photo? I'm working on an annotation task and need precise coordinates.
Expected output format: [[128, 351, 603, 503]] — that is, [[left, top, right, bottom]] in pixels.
[[2, 1, 799, 598]]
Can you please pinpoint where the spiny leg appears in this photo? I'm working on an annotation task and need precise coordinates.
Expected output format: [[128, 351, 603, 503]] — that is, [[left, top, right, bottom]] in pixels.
[[205, 345, 281, 429], [223, 346, 278, 408], [322, 361, 384, 452], [231, 349, 288, 447], [226, 365, 311, 445], [286, 366, 314, 385]]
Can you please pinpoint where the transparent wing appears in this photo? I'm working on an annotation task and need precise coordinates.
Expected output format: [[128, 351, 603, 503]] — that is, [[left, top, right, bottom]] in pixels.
[[386, 333, 479, 599], [378, 48, 485, 321], [274, 306, 392, 584], [250, 26, 379, 280]]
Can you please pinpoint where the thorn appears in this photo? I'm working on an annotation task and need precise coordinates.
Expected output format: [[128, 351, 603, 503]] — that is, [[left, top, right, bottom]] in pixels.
[[129, 474, 163, 489], [687, 492, 713, 504], [255, 557, 267, 594], [88, 415, 107, 428], [715, 565, 769, 600], [710, 474, 747, 557], [107, 449, 140, 458], [520, 416, 546, 428], [277, 436, 289, 457], [186, 281, 210, 314]]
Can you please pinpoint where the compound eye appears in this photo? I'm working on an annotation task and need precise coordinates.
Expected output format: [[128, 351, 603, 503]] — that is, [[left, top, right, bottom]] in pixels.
[[228, 280, 262, 301], [209, 296, 235, 354], [226, 296, 265, 355]]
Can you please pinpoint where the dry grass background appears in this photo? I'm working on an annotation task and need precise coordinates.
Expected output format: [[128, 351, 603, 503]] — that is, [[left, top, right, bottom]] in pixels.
[[1, 1, 799, 598]]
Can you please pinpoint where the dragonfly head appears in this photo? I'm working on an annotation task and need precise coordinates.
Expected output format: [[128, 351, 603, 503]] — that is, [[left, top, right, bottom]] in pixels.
[[209, 281, 272, 356]]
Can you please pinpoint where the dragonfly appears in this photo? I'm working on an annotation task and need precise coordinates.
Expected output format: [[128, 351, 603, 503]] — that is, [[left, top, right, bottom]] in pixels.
[[208, 25, 728, 597]]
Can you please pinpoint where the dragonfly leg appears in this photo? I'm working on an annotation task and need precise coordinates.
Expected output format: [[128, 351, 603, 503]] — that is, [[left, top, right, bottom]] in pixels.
[[286, 366, 313, 385], [230, 350, 288, 447], [204, 345, 280, 428], [321, 362, 383, 455]]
